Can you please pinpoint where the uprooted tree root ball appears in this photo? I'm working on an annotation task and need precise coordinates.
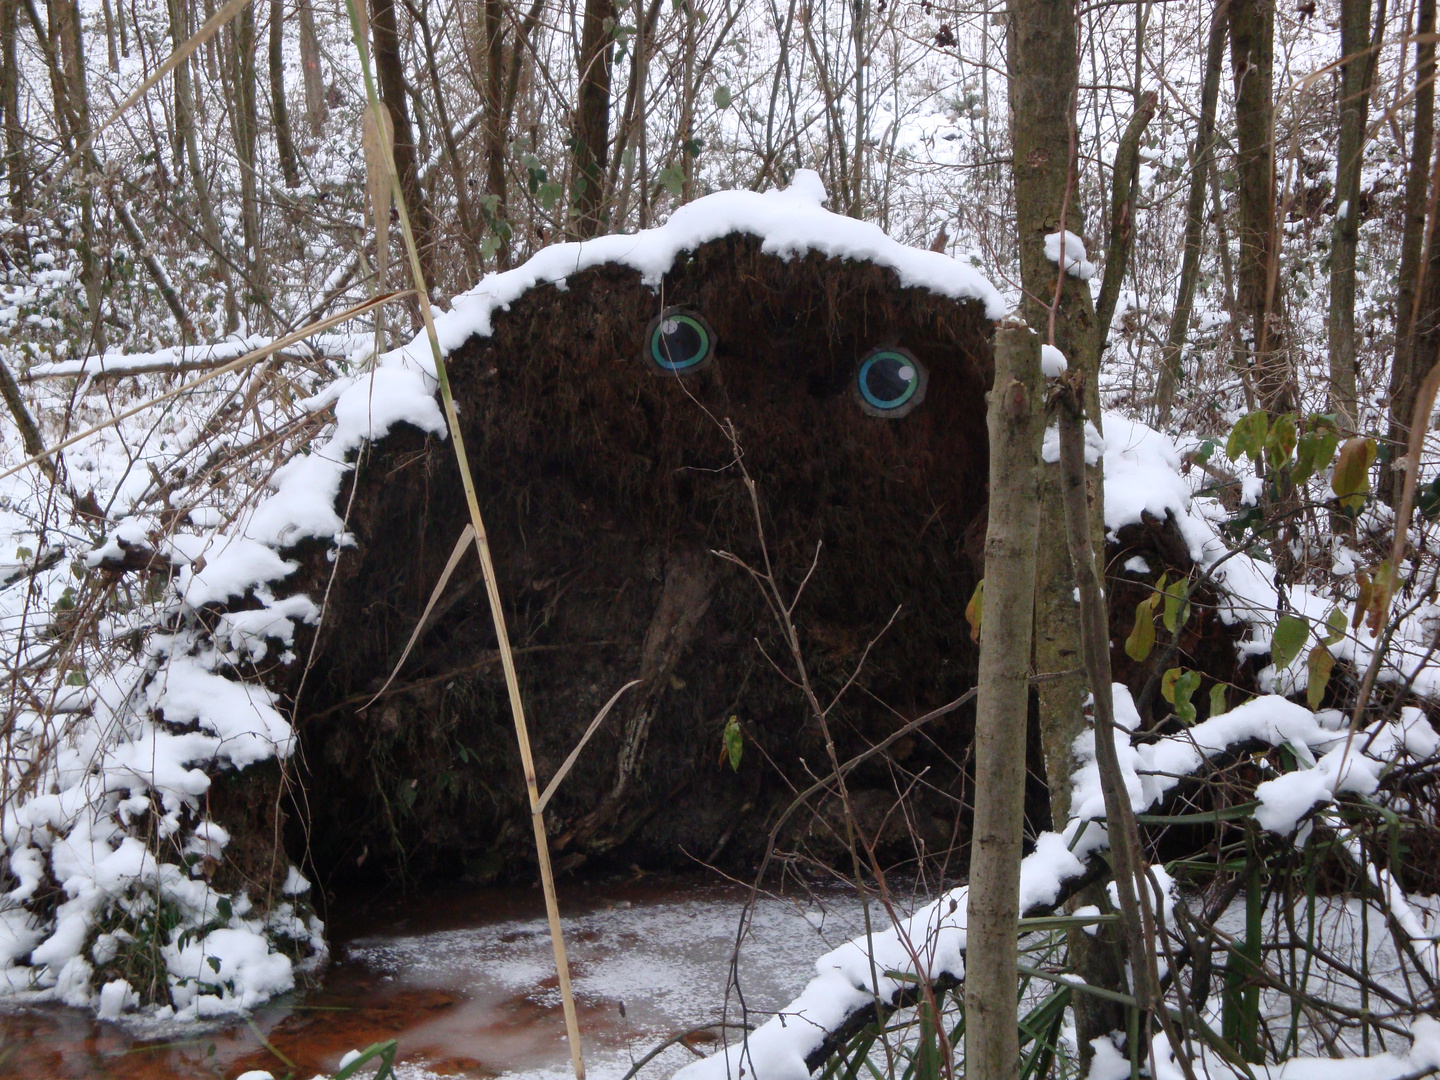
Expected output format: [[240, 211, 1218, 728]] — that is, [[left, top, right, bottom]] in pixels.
[[272, 235, 1000, 886]]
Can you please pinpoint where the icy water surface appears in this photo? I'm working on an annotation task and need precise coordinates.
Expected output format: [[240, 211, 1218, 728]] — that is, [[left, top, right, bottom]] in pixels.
[[0, 877, 877, 1079]]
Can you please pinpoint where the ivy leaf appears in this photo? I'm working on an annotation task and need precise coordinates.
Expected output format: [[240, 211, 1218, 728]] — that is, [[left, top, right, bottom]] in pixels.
[[657, 165, 686, 196], [1264, 412, 1297, 470], [1226, 410, 1269, 463], [1126, 593, 1159, 661], [1161, 667, 1182, 703], [1173, 670, 1201, 724], [713, 86, 733, 109], [722, 715, 743, 772], [966, 580, 983, 643], [1307, 646, 1336, 710], [1331, 437, 1377, 514], [1271, 614, 1309, 672], [206, 955, 222, 974], [1209, 682, 1229, 718], [1162, 574, 1190, 634], [1324, 608, 1348, 646]]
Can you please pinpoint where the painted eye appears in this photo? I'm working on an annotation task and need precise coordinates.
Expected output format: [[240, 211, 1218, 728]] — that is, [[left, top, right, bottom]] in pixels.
[[644, 308, 714, 373], [855, 348, 926, 417]]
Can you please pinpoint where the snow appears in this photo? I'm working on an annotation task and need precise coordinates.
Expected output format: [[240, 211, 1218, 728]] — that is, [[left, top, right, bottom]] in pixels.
[[403, 170, 1005, 376], [677, 686, 1440, 1080], [1041, 343, 1069, 376], [1044, 230, 1097, 280]]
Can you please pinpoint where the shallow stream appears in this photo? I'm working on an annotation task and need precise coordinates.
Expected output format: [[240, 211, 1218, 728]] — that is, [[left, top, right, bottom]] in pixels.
[[0, 877, 875, 1079]]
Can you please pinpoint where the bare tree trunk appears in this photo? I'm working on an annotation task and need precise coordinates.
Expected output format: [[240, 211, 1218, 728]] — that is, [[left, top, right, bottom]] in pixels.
[[571, 0, 615, 236], [1007, 0, 1101, 828], [230, 3, 264, 309], [100, 0, 118, 71], [269, 0, 301, 188], [297, 0, 327, 134], [1093, 90, 1157, 351], [0, 0, 27, 215], [1328, 0, 1382, 426], [478, 0, 508, 267], [964, 318, 1043, 1080], [371, 0, 437, 292], [1156, 0, 1228, 425], [51, 0, 105, 354], [1230, 0, 1291, 412], [168, 0, 235, 331], [1382, 0, 1433, 503]]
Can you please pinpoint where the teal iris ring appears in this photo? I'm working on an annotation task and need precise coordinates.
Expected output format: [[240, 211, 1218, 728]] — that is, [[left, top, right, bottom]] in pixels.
[[644, 308, 714, 373], [855, 347, 927, 418]]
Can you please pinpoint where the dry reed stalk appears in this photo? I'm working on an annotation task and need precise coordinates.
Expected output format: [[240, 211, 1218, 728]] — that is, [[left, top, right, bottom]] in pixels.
[[341, 4, 587, 1076]]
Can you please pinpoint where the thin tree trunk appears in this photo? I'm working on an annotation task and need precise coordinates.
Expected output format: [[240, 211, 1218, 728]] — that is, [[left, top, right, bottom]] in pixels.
[[571, 0, 615, 236], [1156, 0, 1228, 425], [269, 0, 301, 188], [964, 318, 1043, 1080], [230, 3, 264, 308], [1007, 0, 1102, 828], [297, 0, 326, 134], [400, 0, 478, 275], [1328, 0, 1380, 426], [1382, 0, 1434, 504], [101, 0, 118, 71], [168, 0, 235, 331], [370, 0, 437, 292], [1093, 90, 1157, 352], [0, 0, 27, 215], [51, 0, 105, 354], [480, 0, 508, 266], [1230, 0, 1291, 412]]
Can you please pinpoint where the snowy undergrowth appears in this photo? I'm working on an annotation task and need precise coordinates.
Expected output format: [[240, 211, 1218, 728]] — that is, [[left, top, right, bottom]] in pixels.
[[0, 174, 1003, 1022]]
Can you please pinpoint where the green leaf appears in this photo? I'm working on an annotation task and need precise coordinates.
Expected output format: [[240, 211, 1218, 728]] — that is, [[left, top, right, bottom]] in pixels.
[[1161, 667, 1182, 704], [398, 779, 417, 810], [1210, 682, 1229, 717], [14, 546, 31, 561], [1226, 410, 1269, 463], [206, 955, 222, 974], [657, 165, 686, 196], [537, 180, 564, 211], [1324, 608, 1348, 646], [1162, 574, 1190, 634], [1172, 670, 1201, 724], [1331, 436, 1377, 513], [966, 579, 983, 642], [713, 85, 733, 109], [1265, 412, 1297, 469], [1125, 593, 1159, 661], [1271, 614, 1309, 672], [1307, 646, 1335, 710], [722, 715, 743, 771]]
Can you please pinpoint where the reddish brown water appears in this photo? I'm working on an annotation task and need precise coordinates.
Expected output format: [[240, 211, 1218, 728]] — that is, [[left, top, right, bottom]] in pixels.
[[0, 877, 871, 1080]]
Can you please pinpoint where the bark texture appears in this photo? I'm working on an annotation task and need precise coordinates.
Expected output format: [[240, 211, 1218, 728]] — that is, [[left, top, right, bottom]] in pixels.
[[1230, 0, 1292, 411], [964, 319, 1043, 1080], [571, 0, 616, 237], [1382, 0, 1435, 502]]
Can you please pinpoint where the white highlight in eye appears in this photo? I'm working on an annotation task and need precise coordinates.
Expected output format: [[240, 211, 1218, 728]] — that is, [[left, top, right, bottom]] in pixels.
[[662, 318, 680, 334], [897, 365, 915, 381]]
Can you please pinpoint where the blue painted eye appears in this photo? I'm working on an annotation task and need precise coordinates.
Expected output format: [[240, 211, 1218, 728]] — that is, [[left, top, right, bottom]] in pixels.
[[856, 348, 926, 417], [645, 308, 713, 373]]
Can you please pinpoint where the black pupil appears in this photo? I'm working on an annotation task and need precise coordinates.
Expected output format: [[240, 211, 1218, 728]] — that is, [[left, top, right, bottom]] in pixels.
[[866, 356, 911, 403], [659, 319, 703, 364]]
